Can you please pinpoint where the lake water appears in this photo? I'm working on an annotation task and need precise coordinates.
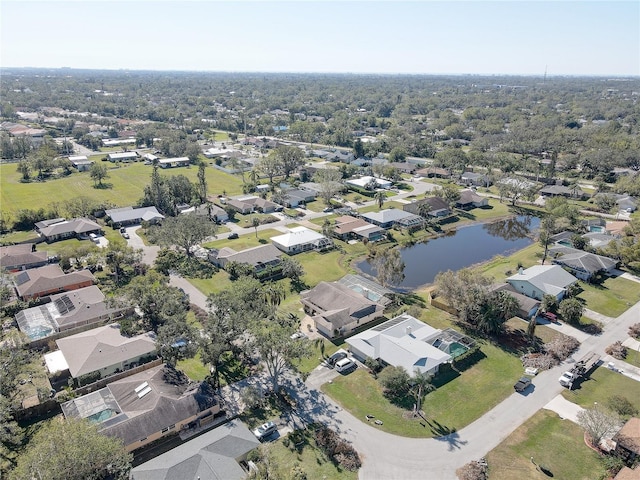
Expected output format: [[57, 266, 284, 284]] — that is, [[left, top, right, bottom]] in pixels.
[[356, 215, 540, 291]]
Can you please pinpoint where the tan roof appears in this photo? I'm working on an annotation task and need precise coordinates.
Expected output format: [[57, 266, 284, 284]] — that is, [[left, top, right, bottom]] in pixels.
[[614, 467, 640, 480], [56, 324, 156, 377], [0, 244, 47, 270], [14, 265, 95, 298], [36, 217, 101, 238], [334, 215, 372, 235], [615, 417, 640, 455]]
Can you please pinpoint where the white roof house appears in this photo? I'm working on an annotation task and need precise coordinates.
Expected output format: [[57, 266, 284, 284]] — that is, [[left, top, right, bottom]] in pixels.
[[270, 226, 332, 254], [105, 206, 165, 225], [108, 152, 138, 162], [506, 265, 578, 301], [346, 176, 392, 190], [346, 314, 453, 376]]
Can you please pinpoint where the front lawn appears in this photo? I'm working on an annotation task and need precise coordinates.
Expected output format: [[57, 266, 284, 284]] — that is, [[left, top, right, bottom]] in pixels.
[[486, 410, 604, 480], [477, 243, 543, 281], [561, 366, 640, 411], [322, 340, 522, 438], [577, 276, 640, 317], [202, 228, 283, 250]]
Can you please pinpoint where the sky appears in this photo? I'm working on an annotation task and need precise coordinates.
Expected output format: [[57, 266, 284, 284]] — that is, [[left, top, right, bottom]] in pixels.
[[1, 1, 638, 76]]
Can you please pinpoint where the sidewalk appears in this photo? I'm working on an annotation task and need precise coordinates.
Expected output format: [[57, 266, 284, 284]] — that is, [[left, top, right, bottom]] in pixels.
[[543, 395, 584, 423], [583, 308, 615, 324]]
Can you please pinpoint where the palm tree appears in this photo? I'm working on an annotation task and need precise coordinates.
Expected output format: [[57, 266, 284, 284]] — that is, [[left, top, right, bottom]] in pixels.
[[251, 216, 260, 238], [410, 370, 435, 416], [374, 190, 386, 209]]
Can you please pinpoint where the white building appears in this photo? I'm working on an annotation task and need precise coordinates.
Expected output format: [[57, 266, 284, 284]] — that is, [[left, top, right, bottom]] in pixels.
[[270, 226, 332, 255], [346, 176, 392, 190]]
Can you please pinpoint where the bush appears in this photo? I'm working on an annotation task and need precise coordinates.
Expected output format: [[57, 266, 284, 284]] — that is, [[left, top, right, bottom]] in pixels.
[[605, 341, 627, 360], [628, 323, 640, 339], [607, 395, 639, 418], [521, 353, 556, 370], [456, 460, 487, 480]]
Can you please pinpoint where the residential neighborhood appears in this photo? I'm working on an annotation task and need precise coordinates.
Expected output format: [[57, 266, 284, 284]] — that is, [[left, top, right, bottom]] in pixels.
[[1, 67, 640, 480]]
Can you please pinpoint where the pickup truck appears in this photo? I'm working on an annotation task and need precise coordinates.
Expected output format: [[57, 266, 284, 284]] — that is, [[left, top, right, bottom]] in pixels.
[[558, 371, 577, 388], [514, 376, 532, 392]]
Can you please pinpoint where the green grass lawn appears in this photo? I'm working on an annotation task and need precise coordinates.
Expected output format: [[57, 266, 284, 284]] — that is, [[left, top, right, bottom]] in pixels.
[[264, 428, 358, 480], [486, 410, 604, 480], [561, 367, 640, 411], [0, 230, 39, 244], [322, 340, 522, 438], [293, 339, 343, 375], [0, 162, 243, 219], [623, 348, 640, 369], [202, 228, 283, 250], [577, 276, 640, 317], [478, 244, 544, 281], [176, 352, 210, 382]]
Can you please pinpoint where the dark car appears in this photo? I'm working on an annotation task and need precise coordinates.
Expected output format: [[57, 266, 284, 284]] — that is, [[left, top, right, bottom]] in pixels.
[[228, 233, 239, 239]]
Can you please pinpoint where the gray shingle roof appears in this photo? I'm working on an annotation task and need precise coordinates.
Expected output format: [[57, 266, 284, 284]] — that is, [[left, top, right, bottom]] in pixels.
[[13, 264, 95, 298]]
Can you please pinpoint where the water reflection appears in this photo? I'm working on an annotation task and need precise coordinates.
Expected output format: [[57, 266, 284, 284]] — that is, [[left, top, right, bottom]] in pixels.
[[357, 215, 540, 291]]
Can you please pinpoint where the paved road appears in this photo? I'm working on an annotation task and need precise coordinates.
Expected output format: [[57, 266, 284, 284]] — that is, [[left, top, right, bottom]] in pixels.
[[295, 299, 640, 479]]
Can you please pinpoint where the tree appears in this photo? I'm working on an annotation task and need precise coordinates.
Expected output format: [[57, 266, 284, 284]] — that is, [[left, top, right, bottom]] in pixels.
[[184, 142, 202, 164], [121, 270, 189, 330], [16, 160, 31, 181], [156, 214, 217, 257], [435, 183, 461, 207], [577, 404, 621, 448], [0, 396, 23, 468], [248, 318, 312, 391], [372, 247, 405, 287], [281, 257, 305, 283], [373, 190, 386, 209], [257, 153, 282, 185], [410, 370, 435, 414], [275, 145, 305, 179], [378, 365, 410, 399], [197, 161, 208, 203], [251, 216, 260, 238], [156, 319, 198, 366], [313, 168, 343, 205], [89, 162, 109, 187], [9, 417, 132, 480], [104, 243, 142, 285], [388, 146, 406, 163], [322, 218, 335, 238], [353, 138, 365, 158], [558, 297, 584, 325], [30, 144, 56, 178]]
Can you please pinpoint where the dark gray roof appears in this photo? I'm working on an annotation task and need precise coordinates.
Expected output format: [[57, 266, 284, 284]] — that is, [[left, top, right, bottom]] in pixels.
[[215, 244, 282, 267], [553, 250, 618, 274], [130, 420, 260, 480], [36, 218, 101, 237], [105, 206, 164, 224]]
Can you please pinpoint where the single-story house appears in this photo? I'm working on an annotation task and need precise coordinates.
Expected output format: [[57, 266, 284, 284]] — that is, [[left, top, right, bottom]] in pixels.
[[13, 264, 95, 300], [208, 244, 282, 273], [489, 284, 541, 319], [225, 195, 282, 214], [107, 152, 138, 163], [346, 314, 456, 377], [461, 171, 490, 187], [594, 193, 637, 213], [456, 189, 489, 209], [46, 324, 156, 382], [403, 197, 451, 217], [361, 208, 422, 230], [130, 420, 260, 480], [498, 177, 536, 190], [299, 181, 346, 196], [614, 417, 640, 463], [346, 176, 392, 190], [506, 265, 578, 301], [282, 189, 316, 208], [612, 467, 640, 480], [415, 167, 451, 179], [388, 162, 417, 174], [61, 364, 220, 452], [582, 232, 618, 249], [325, 150, 355, 163], [1, 244, 48, 272], [551, 248, 618, 281], [300, 277, 390, 338], [333, 215, 385, 241], [15, 285, 129, 341], [270, 227, 332, 254], [158, 157, 190, 168], [35, 217, 102, 242], [105, 206, 165, 226], [143, 153, 159, 162], [540, 184, 584, 198], [68, 155, 93, 171], [180, 204, 229, 223]]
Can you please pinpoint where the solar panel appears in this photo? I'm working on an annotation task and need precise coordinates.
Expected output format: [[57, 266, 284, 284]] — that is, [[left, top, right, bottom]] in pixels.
[[15, 271, 30, 285], [54, 296, 76, 315]]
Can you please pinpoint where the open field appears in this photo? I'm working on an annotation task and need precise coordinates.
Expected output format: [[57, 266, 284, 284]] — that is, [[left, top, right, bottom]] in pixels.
[[0, 162, 244, 218], [486, 410, 604, 480]]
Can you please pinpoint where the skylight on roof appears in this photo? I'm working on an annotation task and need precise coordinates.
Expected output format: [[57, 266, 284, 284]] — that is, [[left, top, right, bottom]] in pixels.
[[134, 381, 149, 394], [137, 386, 152, 398]]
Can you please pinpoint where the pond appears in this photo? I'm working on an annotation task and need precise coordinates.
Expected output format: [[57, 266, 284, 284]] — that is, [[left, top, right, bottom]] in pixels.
[[356, 215, 541, 291]]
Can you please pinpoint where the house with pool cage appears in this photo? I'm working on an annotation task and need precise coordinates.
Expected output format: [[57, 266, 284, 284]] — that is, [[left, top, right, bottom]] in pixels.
[[346, 313, 475, 377]]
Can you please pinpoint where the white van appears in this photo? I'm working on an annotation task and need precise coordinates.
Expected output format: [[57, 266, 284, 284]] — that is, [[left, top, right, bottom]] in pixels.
[[335, 358, 356, 373]]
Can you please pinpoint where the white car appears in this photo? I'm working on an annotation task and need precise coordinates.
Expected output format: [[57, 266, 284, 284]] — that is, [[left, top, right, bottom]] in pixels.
[[253, 421, 277, 441], [335, 358, 357, 374], [290, 331, 307, 340]]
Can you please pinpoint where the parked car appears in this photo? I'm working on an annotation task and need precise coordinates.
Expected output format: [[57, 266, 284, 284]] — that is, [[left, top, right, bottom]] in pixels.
[[326, 350, 348, 368], [335, 358, 357, 374], [290, 331, 307, 340], [228, 233, 239, 239], [253, 421, 277, 441], [542, 312, 558, 323], [514, 376, 532, 392], [121, 232, 130, 239]]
